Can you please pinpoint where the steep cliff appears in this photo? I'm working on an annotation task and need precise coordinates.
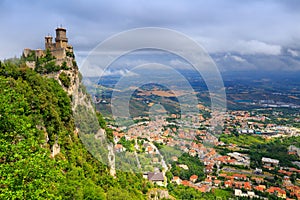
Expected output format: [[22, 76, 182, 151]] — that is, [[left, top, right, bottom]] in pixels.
[[0, 55, 150, 199], [22, 27, 117, 176]]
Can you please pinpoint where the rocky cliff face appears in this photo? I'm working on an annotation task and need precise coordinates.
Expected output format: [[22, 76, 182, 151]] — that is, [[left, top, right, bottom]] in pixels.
[[40, 56, 79, 157], [23, 49, 117, 176], [148, 189, 173, 200], [43, 57, 79, 96], [56, 56, 117, 177]]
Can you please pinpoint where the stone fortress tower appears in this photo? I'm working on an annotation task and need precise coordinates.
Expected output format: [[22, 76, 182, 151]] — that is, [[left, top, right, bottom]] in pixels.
[[23, 27, 73, 60], [55, 28, 68, 48], [22, 27, 78, 97]]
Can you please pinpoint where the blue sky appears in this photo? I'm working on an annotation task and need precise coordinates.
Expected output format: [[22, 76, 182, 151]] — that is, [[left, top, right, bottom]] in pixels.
[[1, 0, 300, 71]]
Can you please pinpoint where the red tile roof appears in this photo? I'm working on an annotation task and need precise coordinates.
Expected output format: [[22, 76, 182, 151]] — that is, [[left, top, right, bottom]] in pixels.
[[255, 185, 266, 192], [266, 187, 286, 195], [190, 175, 198, 181]]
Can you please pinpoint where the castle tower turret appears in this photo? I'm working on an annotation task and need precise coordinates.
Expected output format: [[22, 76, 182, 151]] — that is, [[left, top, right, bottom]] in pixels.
[[55, 27, 68, 49], [45, 36, 53, 49]]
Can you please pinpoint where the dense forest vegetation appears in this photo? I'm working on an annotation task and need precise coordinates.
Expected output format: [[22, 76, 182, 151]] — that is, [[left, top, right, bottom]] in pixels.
[[0, 59, 150, 199]]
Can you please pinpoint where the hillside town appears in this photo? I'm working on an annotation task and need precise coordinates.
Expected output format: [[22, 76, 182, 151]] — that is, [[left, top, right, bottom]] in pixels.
[[108, 105, 300, 199]]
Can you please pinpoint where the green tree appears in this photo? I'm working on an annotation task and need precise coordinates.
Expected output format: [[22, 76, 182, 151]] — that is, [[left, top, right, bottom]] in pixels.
[[59, 72, 71, 88]]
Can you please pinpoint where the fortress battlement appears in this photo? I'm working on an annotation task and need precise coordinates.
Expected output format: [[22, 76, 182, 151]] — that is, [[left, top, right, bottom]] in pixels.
[[23, 27, 73, 60]]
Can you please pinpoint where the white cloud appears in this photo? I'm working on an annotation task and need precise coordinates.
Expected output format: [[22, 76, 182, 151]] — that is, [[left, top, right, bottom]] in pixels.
[[194, 37, 282, 56], [231, 55, 246, 62], [287, 49, 299, 57], [102, 69, 138, 77], [223, 54, 246, 62], [234, 40, 282, 55]]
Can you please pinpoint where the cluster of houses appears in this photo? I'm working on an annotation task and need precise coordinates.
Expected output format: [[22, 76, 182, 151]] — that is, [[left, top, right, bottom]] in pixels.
[[107, 107, 300, 199], [168, 165, 300, 199], [223, 110, 300, 137]]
